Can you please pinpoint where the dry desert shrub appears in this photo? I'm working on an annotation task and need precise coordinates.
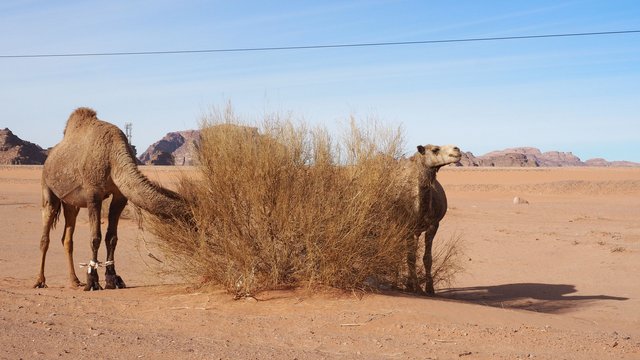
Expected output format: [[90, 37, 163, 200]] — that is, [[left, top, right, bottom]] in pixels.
[[415, 232, 466, 289], [147, 107, 462, 297]]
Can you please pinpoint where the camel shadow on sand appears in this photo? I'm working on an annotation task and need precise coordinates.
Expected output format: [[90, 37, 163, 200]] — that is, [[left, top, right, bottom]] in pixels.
[[438, 283, 628, 314]]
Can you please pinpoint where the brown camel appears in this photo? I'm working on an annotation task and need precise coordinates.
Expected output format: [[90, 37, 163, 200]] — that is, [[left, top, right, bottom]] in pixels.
[[34, 107, 187, 291], [403, 144, 461, 295]]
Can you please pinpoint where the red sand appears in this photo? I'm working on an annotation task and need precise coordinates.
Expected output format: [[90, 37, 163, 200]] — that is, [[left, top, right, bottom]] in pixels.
[[1, 165, 638, 359]]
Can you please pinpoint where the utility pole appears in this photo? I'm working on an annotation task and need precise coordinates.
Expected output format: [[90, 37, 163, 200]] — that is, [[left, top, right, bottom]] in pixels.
[[124, 122, 133, 144], [124, 122, 137, 157]]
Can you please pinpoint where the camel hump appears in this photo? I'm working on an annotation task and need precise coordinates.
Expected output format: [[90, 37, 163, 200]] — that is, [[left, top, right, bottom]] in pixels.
[[64, 107, 98, 135], [70, 107, 97, 120]]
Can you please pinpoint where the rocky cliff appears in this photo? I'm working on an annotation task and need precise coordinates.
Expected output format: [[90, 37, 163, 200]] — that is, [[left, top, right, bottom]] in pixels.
[[137, 126, 261, 166], [475, 147, 583, 167], [456, 147, 617, 167], [0, 128, 47, 165], [138, 130, 200, 165]]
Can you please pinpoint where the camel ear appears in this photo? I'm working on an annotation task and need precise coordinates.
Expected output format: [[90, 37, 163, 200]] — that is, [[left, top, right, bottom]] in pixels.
[[417, 145, 425, 155]]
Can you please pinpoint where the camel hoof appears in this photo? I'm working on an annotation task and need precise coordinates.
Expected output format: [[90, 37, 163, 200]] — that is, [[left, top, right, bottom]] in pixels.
[[105, 274, 126, 289], [84, 282, 103, 291], [405, 281, 418, 293], [406, 286, 426, 295], [33, 282, 48, 289], [70, 280, 86, 288], [425, 287, 435, 296], [84, 270, 102, 291]]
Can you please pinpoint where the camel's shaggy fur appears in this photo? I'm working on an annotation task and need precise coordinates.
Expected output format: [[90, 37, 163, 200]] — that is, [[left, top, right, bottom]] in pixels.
[[402, 144, 461, 294], [34, 107, 187, 290]]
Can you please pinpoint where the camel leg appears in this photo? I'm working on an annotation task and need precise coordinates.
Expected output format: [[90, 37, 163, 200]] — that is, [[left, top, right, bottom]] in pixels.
[[104, 194, 127, 289], [84, 195, 103, 291], [405, 232, 423, 293], [34, 187, 60, 288], [61, 204, 84, 288], [423, 223, 439, 295]]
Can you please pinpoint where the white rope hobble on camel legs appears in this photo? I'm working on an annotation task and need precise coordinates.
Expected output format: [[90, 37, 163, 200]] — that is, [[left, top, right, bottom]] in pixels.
[[79, 260, 115, 273]]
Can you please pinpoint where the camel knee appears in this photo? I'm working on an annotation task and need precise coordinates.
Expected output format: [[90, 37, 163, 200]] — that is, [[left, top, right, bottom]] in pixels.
[[91, 236, 101, 251], [63, 236, 73, 251]]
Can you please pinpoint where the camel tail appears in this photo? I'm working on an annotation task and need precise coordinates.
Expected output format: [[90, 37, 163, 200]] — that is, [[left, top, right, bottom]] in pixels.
[[51, 200, 62, 230], [111, 148, 188, 221], [41, 183, 62, 231]]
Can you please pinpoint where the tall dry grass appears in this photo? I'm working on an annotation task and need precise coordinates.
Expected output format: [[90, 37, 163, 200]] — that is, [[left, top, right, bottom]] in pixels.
[[147, 107, 461, 297], [415, 232, 466, 289]]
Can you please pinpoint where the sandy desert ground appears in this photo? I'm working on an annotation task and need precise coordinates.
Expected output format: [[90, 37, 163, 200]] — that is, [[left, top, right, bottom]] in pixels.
[[1, 165, 639, 359]]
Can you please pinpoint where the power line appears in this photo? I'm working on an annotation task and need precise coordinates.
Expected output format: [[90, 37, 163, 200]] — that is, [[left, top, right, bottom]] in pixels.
[[2, 29, 639, 59]]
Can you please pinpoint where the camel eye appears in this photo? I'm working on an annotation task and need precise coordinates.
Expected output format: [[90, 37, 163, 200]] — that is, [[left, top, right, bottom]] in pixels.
[[432, 147, 440, 154]]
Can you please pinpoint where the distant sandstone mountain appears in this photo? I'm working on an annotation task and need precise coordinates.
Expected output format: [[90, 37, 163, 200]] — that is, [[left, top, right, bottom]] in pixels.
[[460, 147, 583, 167], [138, 130, 200, 165], [0, 128, 47, 165], [458, 147, 638, 167], [137, 126, 261, 166], [583, 158, 640, 167]]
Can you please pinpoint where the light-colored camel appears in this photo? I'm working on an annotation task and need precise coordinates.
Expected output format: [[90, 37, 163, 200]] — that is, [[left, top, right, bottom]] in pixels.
[[403, 144, 461, 295], [34, 107, 188, 291]]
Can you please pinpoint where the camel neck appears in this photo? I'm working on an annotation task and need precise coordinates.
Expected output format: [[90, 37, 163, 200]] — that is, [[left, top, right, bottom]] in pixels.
[[419, 166, 438, 188]]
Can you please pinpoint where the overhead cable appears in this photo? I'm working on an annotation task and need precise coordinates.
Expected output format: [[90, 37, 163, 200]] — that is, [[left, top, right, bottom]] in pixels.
[[1, 29, 639, 59]]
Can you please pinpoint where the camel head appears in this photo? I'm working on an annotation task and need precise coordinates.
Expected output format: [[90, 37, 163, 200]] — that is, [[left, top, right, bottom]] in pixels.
[[412, 144, 462, 169]]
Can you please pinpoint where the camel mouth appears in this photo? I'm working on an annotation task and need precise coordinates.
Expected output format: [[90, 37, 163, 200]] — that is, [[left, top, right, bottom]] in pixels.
[[447, 146, 462, 161], [448, 154, 462, 165]]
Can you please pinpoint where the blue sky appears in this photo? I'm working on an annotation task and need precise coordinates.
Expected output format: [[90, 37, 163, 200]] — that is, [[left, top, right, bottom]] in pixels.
[[1, 1, 639, 162]]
